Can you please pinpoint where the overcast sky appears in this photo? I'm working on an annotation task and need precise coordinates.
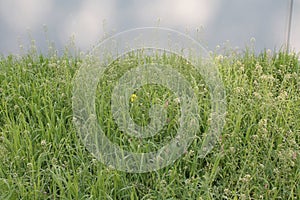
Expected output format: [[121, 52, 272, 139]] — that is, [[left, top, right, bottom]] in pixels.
[[0, 0, 299, 56]]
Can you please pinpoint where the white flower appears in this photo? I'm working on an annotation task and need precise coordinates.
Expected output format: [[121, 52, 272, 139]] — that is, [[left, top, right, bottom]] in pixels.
[[41, 140, 47, 146], [215, 54, 224, 61], [174, 97, 181, 104]]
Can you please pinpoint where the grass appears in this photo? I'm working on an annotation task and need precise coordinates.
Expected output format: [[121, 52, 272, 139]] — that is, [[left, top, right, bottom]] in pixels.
[[0, 45, 299, 199]]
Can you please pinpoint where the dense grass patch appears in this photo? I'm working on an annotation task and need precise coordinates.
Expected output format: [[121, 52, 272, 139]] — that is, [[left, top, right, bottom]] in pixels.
[[0, 49, 299, 199]]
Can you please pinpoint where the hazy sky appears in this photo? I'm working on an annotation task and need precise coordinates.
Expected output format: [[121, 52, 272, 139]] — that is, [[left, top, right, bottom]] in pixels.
[[0, 0, 299, 55]]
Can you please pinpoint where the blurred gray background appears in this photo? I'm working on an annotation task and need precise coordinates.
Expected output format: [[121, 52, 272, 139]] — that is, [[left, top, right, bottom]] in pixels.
[[0, 0, 299, 55]]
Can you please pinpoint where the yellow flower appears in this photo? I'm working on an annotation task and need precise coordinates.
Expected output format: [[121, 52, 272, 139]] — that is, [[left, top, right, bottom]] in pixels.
[[130, 94, 137, 103]]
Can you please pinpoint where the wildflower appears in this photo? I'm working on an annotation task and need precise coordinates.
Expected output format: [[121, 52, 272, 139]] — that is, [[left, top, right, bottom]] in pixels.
[[273, 168, 279, 174], [51, 157, 58, 165], [160, 180, 167, 186], [240, 194, 246, 200], [215, 54, 224, 61], [224, 188, 230, 195], [253, 92, 262, 100], [130, 94, 137, 103], [260, 74, 275, 82], [27, 163, 33, 168], [235, 87, 244, 94], [236, 60, 242, 66], [184, 178, 191, 184], [240, 174, 251, 183], [278, 90, 288, 100], [174, 97, 181, 104], [41, 140, 47, 146], [259, 163, 265, 169], [239, 66, 245, 73], [244, 174, 251, 180], [284, 73, 292, 80], [251, 135, 259, 140], [92, 159, 97, 164], [266, 49, 272, 58], [229, 147, 235, 153], [189, 150, 195, 156], [258, 119, 268, 129], [255, 62, 262, 72]]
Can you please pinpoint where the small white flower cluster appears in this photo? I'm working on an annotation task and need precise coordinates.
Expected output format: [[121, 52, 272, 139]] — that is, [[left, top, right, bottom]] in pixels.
[[240, 174, 251, 183]]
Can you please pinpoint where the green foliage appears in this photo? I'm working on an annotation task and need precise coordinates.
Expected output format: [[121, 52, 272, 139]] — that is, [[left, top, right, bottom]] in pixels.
[[0, 48, 299, 199]]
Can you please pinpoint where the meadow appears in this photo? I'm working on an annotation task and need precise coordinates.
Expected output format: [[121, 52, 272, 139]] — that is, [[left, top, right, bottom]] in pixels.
[[0, 44, 299, 199]]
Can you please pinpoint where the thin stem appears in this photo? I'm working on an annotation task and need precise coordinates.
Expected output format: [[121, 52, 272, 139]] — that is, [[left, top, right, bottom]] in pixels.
[[287, 0, 294, 53]]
